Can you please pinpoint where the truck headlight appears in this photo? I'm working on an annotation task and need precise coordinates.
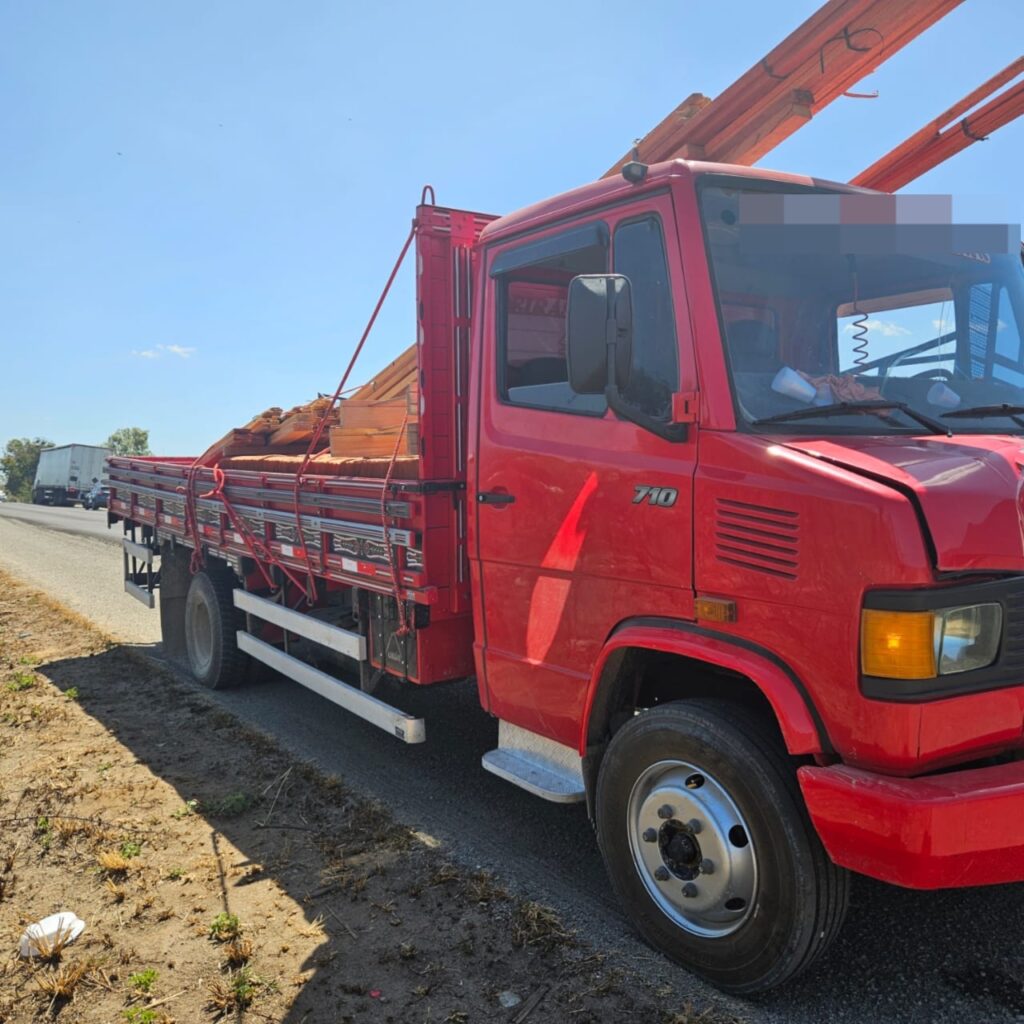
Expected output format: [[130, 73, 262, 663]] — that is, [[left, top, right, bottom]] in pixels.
[[861, 604, 1002, 680]]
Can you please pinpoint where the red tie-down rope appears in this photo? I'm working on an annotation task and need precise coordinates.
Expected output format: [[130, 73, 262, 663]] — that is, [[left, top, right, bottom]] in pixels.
[[289, 213, 420, 604], [380, 406, 413, 638], [201, 465, 309, 593]]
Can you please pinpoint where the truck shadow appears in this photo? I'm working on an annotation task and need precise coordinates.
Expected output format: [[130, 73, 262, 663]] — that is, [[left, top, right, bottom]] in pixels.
[[36, 643, 1024, 1024]]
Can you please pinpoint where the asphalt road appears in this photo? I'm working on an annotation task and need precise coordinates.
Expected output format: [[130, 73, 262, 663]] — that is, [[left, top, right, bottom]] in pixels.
[[0, 500, 115, 542], [2, 512, 1023, 1023]]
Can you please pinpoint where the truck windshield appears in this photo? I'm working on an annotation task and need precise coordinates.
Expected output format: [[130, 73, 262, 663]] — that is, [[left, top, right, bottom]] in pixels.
[[699, 182, 1024, 435]]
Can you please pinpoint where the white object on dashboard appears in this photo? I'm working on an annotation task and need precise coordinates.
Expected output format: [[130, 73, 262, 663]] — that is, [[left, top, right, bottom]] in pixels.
[[927, 382, 961, 409], [813, 382, 835, 406], [771, 366, 817, 404]]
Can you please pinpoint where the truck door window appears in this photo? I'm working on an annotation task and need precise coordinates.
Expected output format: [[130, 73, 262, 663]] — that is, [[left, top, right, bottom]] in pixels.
[[613, 216, 680, 418], [497, 228, 609, 415]]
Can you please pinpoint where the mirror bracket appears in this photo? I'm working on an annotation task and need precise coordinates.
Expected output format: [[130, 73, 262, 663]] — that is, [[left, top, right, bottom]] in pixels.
[[606, 385, 690, 442]]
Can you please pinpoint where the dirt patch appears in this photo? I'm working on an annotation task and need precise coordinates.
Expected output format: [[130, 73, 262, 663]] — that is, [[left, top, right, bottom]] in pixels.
[[0, 570, 741, 1023]]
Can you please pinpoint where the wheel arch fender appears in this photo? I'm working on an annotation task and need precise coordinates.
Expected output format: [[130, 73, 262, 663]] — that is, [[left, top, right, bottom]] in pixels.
[[580, 618, 833, 758]]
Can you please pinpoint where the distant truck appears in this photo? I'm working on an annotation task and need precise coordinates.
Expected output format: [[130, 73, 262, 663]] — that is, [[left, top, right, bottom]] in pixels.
[[32, 445, 111, 506]]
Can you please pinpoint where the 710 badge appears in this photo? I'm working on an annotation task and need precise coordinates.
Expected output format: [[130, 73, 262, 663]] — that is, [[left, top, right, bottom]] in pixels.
[[633, 485, 678, 507]]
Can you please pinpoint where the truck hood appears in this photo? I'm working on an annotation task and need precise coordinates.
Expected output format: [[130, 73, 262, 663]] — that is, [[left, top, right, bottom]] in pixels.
[[782, 435, 1024, 572]]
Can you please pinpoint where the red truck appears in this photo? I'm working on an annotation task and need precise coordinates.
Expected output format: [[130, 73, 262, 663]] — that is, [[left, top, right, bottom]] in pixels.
[[108, 158, 1024, 994]]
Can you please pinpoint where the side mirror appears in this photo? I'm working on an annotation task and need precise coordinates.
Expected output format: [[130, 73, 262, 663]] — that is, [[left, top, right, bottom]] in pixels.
[[566, 274, 633, 395]]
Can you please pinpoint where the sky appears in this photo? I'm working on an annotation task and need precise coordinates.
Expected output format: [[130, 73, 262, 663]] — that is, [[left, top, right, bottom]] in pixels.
[[2, 0, 1022, 455]]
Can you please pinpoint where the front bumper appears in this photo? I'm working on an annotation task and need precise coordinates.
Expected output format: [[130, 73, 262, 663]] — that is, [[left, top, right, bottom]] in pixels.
[[799, 760, 1024, 889]]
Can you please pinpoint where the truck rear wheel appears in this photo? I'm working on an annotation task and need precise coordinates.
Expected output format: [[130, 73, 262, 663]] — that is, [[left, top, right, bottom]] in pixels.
[[595, 699, 848, 995], [184, 566, 249, 689]]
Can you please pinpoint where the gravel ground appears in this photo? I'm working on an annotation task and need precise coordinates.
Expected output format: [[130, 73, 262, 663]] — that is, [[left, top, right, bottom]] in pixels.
[[3, 515, 1024, 1023]]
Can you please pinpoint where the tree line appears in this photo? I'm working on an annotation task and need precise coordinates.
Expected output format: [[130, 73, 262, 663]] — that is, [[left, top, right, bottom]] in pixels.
[[0, 428, 151, 502]]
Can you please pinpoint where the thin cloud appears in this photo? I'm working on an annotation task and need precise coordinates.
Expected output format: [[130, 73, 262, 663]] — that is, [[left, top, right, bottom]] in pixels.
[[131, 343, 197, 360], [932, 318, 955, 333], [843, 319, 911, 337]]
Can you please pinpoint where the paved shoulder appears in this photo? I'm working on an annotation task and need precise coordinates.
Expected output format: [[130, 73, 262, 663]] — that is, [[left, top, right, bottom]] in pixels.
[[0, 502, 116, 543]]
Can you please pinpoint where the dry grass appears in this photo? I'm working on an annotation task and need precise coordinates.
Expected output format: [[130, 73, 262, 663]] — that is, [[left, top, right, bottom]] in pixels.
[[511, 900, 575, 951], [222, 937, 254, 967], [104, 878, 126, 902], [96, 850, 133, 874], [33, 959, 91, 1003], [206, 966, 274, 1017]]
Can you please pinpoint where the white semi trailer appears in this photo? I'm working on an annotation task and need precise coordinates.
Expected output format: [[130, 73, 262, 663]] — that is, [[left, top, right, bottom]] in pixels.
[[32, 445, 111, 506]]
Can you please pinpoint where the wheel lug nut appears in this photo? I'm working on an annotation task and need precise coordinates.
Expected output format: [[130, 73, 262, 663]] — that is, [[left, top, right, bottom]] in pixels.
[[654, 866, 670, 881], [657, 804, 674, 820], [699, 858, 715, 875], [687, 818, 703, 834], [682, 883, 698, 898], [642, 828, 657, 843]]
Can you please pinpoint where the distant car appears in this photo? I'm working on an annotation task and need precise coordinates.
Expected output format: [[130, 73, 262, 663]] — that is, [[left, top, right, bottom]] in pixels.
[[0, 492, 6, 502], [83, 484, 109, 510]]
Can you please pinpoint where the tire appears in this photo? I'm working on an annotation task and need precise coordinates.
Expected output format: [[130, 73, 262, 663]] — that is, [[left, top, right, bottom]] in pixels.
[[595, 699, 849, 995], [184, 565, 249, 689]]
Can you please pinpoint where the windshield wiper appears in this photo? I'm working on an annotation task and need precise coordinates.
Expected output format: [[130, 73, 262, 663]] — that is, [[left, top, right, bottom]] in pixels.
[[941, 404, 1024, 428], [753, 400, 950, 436]]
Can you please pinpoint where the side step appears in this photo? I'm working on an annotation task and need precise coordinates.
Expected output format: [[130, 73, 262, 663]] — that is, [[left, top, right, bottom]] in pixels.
[[482, 721, 585, 803]]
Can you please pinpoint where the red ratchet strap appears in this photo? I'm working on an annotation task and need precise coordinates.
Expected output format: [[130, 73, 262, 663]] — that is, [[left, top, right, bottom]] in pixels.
[[289, 213, 420, 604], [380, 407, 412, 637]]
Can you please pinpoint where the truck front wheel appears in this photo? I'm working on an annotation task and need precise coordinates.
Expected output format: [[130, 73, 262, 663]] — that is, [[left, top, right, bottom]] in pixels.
[[184, 567, 249, 689], [595, 699, 848, 995]]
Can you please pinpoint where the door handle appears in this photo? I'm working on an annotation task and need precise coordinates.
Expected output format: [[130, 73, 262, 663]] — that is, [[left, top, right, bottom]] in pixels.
[[477, 491, 516, 506]]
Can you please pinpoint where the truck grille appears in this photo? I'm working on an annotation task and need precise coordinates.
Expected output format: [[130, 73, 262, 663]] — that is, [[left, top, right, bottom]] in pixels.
[[714, 498, 799, 580]]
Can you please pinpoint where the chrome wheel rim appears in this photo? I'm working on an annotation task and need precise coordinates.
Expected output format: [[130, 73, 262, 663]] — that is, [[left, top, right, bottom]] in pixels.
[[627, 759, 757, 938], [187, 596, 214, 676]]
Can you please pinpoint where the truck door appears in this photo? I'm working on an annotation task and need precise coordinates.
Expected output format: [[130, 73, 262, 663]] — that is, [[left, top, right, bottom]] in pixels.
[[471, 194, 698, 748]]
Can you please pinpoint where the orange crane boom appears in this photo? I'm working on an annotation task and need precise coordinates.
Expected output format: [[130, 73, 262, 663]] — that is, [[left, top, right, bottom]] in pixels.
[[603, 0, 964, 177], [850, 57, 1024, 191]]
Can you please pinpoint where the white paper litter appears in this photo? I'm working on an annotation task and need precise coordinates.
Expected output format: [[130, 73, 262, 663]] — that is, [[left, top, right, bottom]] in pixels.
[[18, 911, 85, 958]]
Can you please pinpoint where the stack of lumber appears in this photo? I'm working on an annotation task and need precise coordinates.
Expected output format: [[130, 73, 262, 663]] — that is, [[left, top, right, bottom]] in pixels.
[[199, 344, 421, 473], [350, 345, 417, 401], [328, 345, 420, 459], [329, 382, 419, 458], [268, 397, 339, 446]]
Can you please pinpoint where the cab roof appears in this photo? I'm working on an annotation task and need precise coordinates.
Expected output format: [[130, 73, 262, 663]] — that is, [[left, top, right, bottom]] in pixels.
[[478, 159, 872, 246]]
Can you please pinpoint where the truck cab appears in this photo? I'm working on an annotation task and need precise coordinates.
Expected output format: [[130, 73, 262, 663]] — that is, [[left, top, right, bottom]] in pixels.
[[470, 159, 1024, 990]]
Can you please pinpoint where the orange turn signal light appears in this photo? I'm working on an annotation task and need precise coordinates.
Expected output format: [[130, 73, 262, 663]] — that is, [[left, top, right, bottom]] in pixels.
[[861, 609, 937, 679], [695, 597, 737, 624]]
